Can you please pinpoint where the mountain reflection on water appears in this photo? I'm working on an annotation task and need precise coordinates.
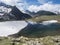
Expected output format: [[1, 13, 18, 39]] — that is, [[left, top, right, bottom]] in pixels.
[[15, 23, 60, 38]]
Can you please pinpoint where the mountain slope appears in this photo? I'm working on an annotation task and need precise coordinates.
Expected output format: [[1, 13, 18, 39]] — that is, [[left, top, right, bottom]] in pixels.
[[0, 3, 32, 21], [26, 10, 57, 17], [10, 6, 32, 20]]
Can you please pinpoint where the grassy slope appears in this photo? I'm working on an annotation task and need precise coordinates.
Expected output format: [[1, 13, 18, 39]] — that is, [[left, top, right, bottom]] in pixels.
[[28, 15, 60, 23]]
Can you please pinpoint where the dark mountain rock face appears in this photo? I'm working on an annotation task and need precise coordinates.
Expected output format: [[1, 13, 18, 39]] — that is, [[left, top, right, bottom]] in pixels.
[[10, 6, 32, 20], [36, 10, 56, 15], [26, 10, 57, 17], [9, 23, 60, 38]]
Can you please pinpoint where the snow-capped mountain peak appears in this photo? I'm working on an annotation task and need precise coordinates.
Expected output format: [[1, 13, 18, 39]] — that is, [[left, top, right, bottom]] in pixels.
[[0, 2, 12, 16]]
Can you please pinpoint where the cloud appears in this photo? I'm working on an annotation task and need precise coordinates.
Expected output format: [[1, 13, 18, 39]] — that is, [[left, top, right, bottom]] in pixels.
[[0, 0, 27, 12], [0, 0, 60, 14], [16, 0, 29, 13], [37, 0, 51, 4], [28, 3, 60, 13], [38, 0, 47, 4], [0, 0, 20, 6]]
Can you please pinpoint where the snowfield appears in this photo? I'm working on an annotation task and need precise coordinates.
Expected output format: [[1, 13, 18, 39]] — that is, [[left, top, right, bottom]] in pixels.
[[0, 21, 28, 37]]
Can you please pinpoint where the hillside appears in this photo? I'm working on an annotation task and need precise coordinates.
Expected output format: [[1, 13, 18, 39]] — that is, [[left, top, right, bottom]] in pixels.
[[28, 15, 60, 23], [26, 10, 57, 17]]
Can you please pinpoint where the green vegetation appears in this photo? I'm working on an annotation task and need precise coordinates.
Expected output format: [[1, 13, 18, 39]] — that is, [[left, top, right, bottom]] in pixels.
[[0, 36, 60, 45], [28, 15, 60, 23]]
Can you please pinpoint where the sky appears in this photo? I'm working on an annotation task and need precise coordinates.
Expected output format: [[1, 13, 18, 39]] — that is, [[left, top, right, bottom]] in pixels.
[[0, 0, 60, 13]]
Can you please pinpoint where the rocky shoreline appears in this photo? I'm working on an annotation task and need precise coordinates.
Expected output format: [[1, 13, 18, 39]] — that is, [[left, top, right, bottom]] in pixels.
[[0, 36, 60, 45]]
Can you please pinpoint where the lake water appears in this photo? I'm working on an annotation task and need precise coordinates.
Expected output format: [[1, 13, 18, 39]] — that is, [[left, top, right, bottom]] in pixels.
[[0, 20, 60, 37]]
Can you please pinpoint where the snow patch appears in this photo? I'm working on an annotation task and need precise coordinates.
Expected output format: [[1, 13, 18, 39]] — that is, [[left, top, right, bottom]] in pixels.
[[0, 21, 28, 37]]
